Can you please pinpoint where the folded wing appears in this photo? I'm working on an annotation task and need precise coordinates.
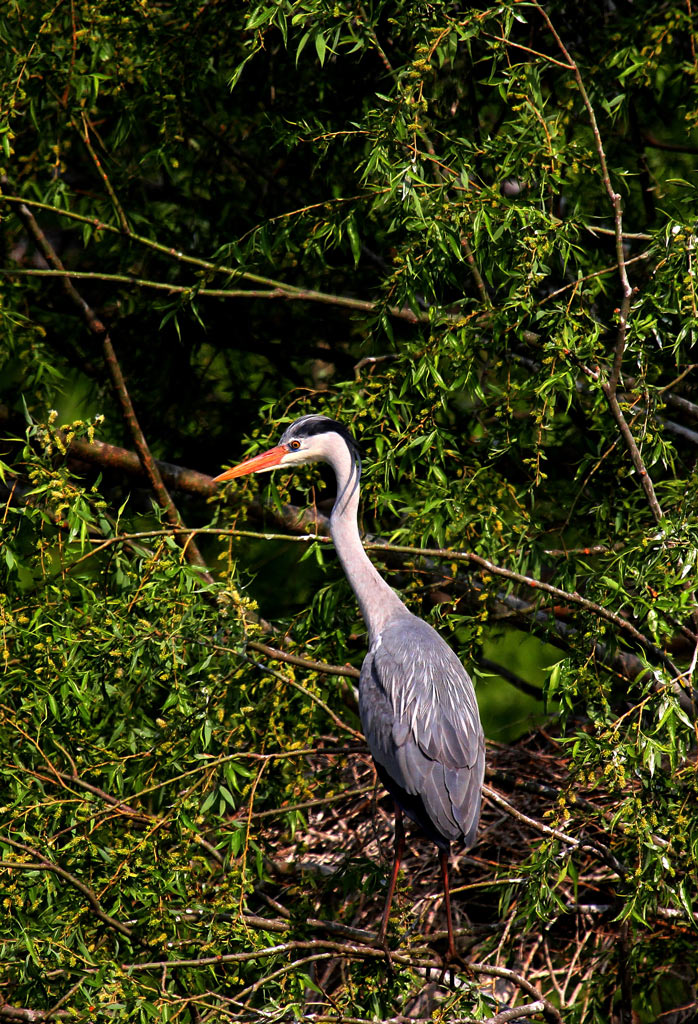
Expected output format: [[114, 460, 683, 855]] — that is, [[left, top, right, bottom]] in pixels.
[[359, 614, 485, 847]]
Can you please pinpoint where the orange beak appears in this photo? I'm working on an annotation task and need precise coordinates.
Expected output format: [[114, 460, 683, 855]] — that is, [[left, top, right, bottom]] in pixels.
[[212, 444, 287, 483]]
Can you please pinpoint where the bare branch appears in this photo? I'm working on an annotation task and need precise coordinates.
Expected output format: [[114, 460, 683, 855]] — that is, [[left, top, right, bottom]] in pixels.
[[468, 963, 562, 1024], [0, 1008, 69, 1022], [482, 1002, 546, 1024], [482, 784, 627, 877], [75, 113, 130, 233], [247, 640, 360, 679]]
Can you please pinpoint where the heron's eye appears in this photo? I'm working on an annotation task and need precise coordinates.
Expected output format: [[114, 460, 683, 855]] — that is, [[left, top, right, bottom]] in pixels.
[[288, 439, 301, 451]]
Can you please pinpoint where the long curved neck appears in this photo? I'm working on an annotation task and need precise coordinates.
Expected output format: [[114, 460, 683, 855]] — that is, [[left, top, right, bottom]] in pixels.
[[326, 440, 407, 643]]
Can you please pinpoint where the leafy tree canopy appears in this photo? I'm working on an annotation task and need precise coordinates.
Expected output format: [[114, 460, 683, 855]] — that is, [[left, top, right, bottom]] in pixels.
[[1, 1, 697, 1021]]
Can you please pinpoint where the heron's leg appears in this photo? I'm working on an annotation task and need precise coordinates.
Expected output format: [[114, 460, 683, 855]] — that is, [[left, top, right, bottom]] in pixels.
[[439, 846, 456, 962], [378, 803, 405, 948]]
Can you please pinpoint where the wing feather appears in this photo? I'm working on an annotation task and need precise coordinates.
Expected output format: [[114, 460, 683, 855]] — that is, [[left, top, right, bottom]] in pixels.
[[359, 614, 485, 846]]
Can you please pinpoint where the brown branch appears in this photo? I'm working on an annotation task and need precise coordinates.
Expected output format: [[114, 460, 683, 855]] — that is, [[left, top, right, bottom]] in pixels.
[[64, 432, 218, 496], [1, 182, 211, 580], [243, 651, 365, 739], [61, 432, 327, 534], [7, 424, 682, 679], [50, 769, 152, 823], [116, 938, 436, 972], [247, 640, 360, 679], [661, 385, 698, 418], [56, 933, 561, 1022], [483, 33, 574, 70], [376, 542, 679, 679], [462, 235, 491, 306], [531, 3, 631, 299], [609, 289, 633, 395], [535, 251, 650, 309], [482, 784, 627, 877], [20, 511, 679, 683], [599, 381, 664, 522], [242, 912, 375, 945], [1, 266, 426, 320], [252, 785, 372, 820], [0, 1008, 69, 1022], [584, 225, 652, 241], [43, 977, 86, 1023], [233, 952, 337, 1006]]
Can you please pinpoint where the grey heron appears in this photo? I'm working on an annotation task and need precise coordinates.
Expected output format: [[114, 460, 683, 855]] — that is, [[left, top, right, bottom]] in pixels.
[[213, 414, 485, 959]]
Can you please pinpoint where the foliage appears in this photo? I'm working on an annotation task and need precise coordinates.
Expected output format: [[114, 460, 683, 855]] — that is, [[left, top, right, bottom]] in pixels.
[[1, 1, 697, 1021]]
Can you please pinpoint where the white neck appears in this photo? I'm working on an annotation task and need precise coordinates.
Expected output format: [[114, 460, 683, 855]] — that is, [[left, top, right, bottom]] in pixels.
[[322, 435, 407, 642]]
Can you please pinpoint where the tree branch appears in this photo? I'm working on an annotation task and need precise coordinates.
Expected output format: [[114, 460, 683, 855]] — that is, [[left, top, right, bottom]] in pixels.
[[0, 1008, 69, 1022], [0, 837, 134, 938], [531, 7, 664, 524], [75, 112, 130, 233], [482, 784, 627, 878], [600, 382, 664, 522], [1, 194, 424, 324], [482, 1001, 546, 1024], [531, 3, 631, 299], [247, 640, 360, 679], [1, 181, 212, 579], [468, 964, 562, 1024], [0, 266, 425, 320], [5, 424, 684, 683]]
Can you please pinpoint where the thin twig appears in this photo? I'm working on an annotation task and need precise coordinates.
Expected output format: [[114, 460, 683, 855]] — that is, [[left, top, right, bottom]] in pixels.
[[247, 640, 360, 679], [252, 785, 372, 820], [115, 938, 436, 972], [0, 837, 133, 937], [530, 6, 663, 524], [536, 251, 649, 308], [462, 235, 491, 305], [0, 267, 424, 320], [1, 194, 424, 324], [22, 514, 680, 679], [43, 977, 86, 1022], [599, 382, 664, 522], [531, 3, 631, 299], [482, 784, 627, 877], [468, 963, 562, 1024], [483, 33, 574, 70], [376, 542, 679, 679], [75, 113, 130, 233], [0, 1008, 69, 1022], [244, 652, 365, 740]]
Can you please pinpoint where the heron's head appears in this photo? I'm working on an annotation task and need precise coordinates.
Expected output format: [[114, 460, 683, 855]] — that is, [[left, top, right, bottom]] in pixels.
[[213, 414, 361, 484]]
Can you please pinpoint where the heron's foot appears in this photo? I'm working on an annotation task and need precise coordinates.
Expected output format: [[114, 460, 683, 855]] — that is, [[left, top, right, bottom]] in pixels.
[[437, 954, 454, 988], [438, 946, 467, 987]]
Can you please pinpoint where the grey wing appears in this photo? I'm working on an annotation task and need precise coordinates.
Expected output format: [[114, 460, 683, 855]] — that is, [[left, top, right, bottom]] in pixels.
[[359, 616, 485, 846]]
